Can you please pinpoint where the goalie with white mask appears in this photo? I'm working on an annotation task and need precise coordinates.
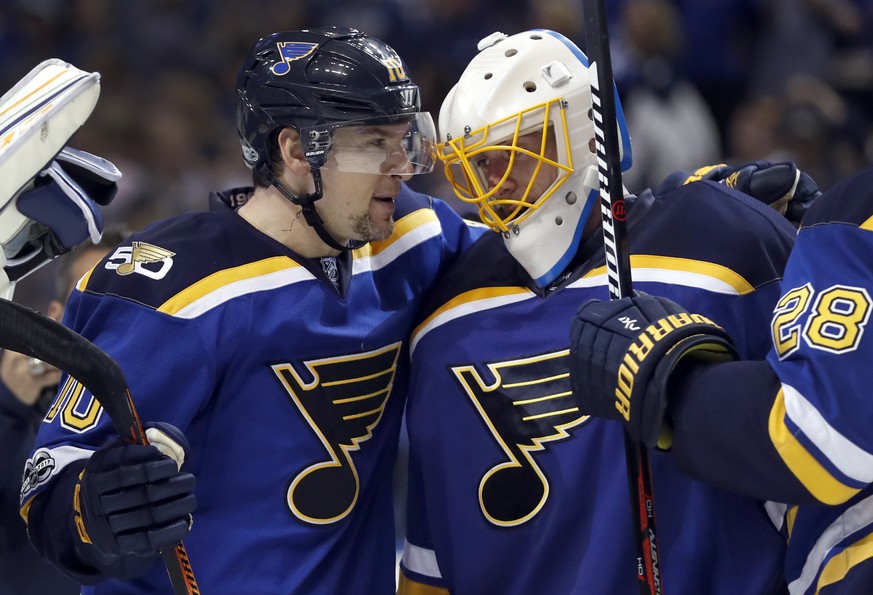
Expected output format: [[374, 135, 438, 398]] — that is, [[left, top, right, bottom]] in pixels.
[[437, 29, 631, 288], [400, 29, 799, 595]]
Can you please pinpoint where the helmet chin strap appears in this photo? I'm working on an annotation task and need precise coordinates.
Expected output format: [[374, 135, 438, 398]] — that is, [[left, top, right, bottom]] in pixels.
[[265, 166, 364, 252]]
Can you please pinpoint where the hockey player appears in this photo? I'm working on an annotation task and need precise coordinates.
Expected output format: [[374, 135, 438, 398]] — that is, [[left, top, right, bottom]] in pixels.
[[19, 28, 483, 593], [568, 166, 873, 594], [398, 29, 799, 594]]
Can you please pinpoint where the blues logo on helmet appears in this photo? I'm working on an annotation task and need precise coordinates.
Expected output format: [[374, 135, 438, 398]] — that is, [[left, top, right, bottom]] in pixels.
[[235, 27, 435, 181]]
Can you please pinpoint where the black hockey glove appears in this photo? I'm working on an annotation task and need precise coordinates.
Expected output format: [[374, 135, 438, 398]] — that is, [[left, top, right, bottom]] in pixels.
[[569, 293, 738, 448], [74, 422, 196, 560], [657, 160, 821, 226]]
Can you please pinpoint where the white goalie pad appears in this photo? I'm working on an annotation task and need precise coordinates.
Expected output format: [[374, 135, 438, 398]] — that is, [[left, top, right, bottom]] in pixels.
[[0, 60, 100, 243]]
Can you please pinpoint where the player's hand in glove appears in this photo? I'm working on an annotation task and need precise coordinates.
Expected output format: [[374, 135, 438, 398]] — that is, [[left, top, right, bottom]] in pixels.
[[656, 160, 821, 226], [74, 422, 196, 560], [568, 293, 738, 448]]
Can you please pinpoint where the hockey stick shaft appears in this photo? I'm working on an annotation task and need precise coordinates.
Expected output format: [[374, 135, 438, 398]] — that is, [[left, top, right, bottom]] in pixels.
[[0, 298, 200, 595], [582, 2, 663, 594]]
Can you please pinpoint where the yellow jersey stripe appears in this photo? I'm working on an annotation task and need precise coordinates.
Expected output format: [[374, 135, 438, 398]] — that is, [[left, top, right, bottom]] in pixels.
[[861, 214, 873, 231], [769, 389, 859, 505], [19, 496, 34, 523], [815, 530, 873, 594], [790, 494, 873, 594], [76, 264, 99, 293], [785, 505, 798, 539], [397, 573, 450, 595], [353, 209, 443, 276], [782, 383, 873, 483], [158, 256, 303, 316], [578, 255, 755, 295], [354, 209, 438, 259]]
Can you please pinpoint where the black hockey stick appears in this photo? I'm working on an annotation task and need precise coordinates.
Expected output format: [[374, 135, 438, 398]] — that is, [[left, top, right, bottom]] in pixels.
[[0, 298, 201, 595], [582, 2, 663, 594]]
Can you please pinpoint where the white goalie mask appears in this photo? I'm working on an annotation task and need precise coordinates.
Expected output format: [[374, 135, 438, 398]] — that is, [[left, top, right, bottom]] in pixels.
[[437, 29, 632, 286]]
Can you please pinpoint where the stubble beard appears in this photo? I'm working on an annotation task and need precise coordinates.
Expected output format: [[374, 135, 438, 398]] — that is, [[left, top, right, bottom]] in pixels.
[[350, 212, 394, 242]]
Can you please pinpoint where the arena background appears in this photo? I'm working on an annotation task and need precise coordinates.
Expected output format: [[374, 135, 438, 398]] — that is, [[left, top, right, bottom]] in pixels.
[[2, 0, 871, 327], [3, 0, 873, 576]]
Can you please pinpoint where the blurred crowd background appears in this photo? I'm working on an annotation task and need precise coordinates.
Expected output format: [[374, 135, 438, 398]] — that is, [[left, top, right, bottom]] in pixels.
[[4, 0, 873, 310]]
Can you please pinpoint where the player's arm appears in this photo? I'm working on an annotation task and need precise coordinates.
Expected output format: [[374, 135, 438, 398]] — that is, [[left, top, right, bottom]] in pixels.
[[19, 283, 215, 584], [665, 358, 818, 503], [655, 160, 821, 226], [568, 293, 820, 504], [23, 423, 196, 584]]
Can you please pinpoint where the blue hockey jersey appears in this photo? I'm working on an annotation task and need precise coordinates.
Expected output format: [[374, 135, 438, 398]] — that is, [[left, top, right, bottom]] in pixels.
[[776, 170, 873, 595], [400, 180, 796, 594], [667, 168, 873, 594], [20, 184, 483, 594]]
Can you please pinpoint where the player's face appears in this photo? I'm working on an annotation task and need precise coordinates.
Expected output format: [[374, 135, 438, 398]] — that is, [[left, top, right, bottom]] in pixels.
[[318, 123, 413, 242], [474, 128, 559, 218]]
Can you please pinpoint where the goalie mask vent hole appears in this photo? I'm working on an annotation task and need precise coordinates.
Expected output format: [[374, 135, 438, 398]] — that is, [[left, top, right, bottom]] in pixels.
[[505, 49, 518, 57], [565, 192, 577, 205], [524, 81, 537, 93], [555, 216, 564, 226], [531, 34, 543, 40], [484, 73, 493, 80]]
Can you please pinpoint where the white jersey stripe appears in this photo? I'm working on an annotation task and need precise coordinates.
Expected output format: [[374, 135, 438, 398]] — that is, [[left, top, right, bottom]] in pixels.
[[411, 291, 533, 355], [173, 266, 315, 319], [354, 219, 443, 275], [401, 539, 443, 579], [789, 493, 873, 594], [569, 267, 743, 295], [783, 383, 873, 484]]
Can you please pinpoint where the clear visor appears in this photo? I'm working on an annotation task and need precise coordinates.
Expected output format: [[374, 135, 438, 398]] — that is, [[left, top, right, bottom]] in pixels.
[[304, 112, 437, 177]]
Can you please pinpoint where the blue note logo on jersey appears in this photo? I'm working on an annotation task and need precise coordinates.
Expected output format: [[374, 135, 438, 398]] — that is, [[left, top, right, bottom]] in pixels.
[[272, 343, 401, 524], [271, 42, 318, 76], [453, 350, 590, 526]]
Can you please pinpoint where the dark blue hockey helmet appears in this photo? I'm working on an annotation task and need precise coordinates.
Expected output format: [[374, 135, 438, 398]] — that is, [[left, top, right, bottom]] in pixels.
[[235, 27, 430, 179]]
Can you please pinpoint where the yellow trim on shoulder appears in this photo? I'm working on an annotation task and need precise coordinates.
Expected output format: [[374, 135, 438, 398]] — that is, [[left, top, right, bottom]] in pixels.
[[413, 286, 532, 339], [769, 389, 860, 505], [157, 256, 300, 315], [353, 208, 438, 259], [583, 254, 755, 294], [75, 264, 99, 293], [815, 530, 873, 594], [861, 214, 873, 231], [397, 571, 450, 595]]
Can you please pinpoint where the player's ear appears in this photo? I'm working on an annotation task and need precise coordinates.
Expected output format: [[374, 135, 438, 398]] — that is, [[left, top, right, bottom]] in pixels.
[[277, 128, 311, 176]]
